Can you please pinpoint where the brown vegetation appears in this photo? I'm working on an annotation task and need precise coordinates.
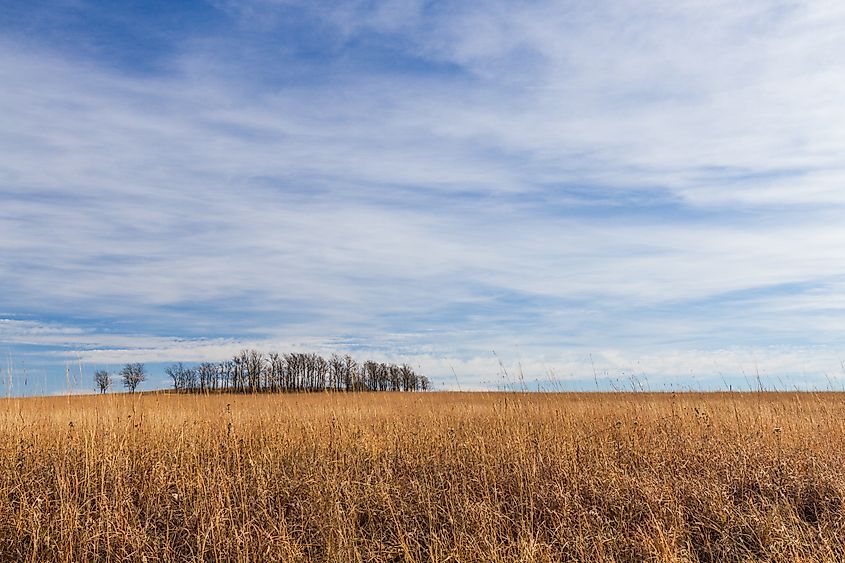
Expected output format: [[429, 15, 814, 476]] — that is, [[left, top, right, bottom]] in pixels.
[[1, 391, 844, 562]]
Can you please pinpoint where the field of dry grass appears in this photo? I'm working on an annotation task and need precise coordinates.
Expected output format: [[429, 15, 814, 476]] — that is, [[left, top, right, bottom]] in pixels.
[[1, 391, 844, 562]]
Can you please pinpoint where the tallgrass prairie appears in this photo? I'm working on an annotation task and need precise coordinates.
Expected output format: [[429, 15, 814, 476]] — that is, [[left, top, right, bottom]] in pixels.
[[1, 391, 844, 562]]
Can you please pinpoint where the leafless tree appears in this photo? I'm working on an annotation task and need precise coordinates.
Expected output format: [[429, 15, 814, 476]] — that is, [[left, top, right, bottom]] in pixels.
[[120, 363, 146, 393], [269, 353, 285, 392], [344, 355, 359, 391], [198, 362, 217, 393], [245, 350, 264, 393], [233, 353, 246, 392], [166, 362, 189, 392], [220, 360, 234, 391], [94, 369, 111, 394], [284, 353, 303, 391]]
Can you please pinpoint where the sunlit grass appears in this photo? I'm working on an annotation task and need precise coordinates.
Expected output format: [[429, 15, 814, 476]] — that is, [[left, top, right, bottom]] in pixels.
[[1, 391, 843, 561]]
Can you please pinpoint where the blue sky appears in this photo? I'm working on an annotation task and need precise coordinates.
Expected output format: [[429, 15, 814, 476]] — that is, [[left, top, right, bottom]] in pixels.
[[3, 0, 845, 394]]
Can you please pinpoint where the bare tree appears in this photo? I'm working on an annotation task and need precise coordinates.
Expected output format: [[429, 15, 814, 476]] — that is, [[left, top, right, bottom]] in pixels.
[[389, 364, 401, 392], [94, 369, 111, 394], [198, 362, 217, 393], [245, 350, 264, 392], [120, 363, 146, 393], [183, 365, 198, 390], [344, 355, 359, 391], [269, 353, 285, 392], [166, 362, 188, 392], [284, 353, 302, 391], [329, 354, 343, 391], [220, 360, 234, 391], [314, 355, 328, 391], [233, 353, 246, 392]]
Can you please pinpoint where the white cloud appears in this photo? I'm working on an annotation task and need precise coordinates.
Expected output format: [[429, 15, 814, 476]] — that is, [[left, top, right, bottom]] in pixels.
[[3, 1, 845, 391]]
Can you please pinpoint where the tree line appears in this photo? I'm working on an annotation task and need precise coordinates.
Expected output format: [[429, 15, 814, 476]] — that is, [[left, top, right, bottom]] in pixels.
[[94, 351, 430, 394]]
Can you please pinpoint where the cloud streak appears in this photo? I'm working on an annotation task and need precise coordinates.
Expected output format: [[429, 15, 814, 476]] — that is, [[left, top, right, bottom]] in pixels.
[[2, 0, 845, 392]]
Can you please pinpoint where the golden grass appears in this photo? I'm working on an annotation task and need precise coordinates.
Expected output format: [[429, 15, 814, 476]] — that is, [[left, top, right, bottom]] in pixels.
[[1, 391, 844, 562]]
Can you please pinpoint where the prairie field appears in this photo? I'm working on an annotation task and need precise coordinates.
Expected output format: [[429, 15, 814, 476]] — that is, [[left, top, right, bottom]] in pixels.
[[1, 391, 844, 562]]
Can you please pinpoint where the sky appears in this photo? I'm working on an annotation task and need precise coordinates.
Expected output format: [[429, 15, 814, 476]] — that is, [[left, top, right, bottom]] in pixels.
[[3, 0, 845, 394]]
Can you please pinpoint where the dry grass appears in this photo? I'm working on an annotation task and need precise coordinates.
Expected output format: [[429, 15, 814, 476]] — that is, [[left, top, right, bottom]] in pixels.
[[1, 391, 844, 562]]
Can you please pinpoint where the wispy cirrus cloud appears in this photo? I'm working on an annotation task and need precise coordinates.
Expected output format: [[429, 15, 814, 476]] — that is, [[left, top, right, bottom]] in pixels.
[[2, 0, 845, 393]]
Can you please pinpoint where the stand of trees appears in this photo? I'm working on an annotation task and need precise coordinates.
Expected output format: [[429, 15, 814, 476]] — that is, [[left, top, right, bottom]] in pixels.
[[94, 363, 147, 394], [165, 351, 430, 394]]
